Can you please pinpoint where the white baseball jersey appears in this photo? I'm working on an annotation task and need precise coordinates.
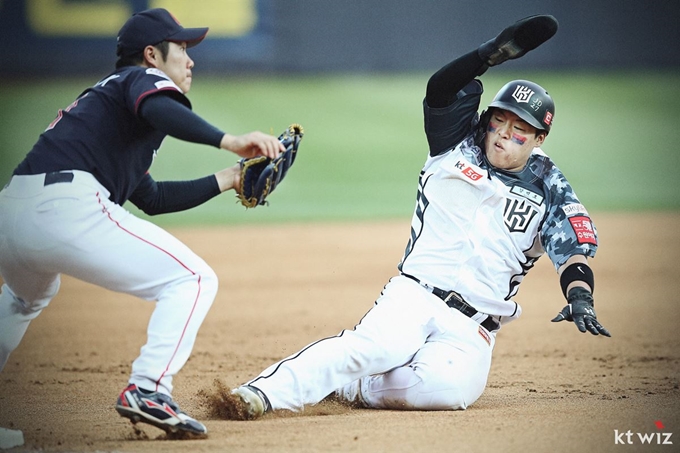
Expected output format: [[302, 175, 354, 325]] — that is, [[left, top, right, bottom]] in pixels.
[[398, 78, 598, 325], [398, 135, 597, 323]]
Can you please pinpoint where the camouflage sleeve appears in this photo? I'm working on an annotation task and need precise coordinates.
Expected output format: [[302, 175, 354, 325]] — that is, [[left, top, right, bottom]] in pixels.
[[538, 159, 598, 270]]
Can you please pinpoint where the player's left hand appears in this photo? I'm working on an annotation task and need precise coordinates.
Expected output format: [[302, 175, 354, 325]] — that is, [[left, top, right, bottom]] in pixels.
[[237, 123, 304, 208], [551, 287, 611, 337], [478, 15, 559, 67]]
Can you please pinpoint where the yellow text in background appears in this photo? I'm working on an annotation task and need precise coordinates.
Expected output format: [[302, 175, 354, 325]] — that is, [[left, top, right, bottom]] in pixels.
[[24, 0, 257, 37]]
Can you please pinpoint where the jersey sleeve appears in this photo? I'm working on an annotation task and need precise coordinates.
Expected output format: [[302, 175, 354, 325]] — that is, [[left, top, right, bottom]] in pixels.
[[537, 158, 598, 269], [129, 172, 221, 215], [138, 94, 224, 147], [423, 79, 483, 157]]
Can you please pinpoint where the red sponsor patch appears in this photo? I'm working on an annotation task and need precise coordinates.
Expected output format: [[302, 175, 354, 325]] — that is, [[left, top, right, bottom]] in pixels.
[[544, 110, 553, 126], [568, 216, 597, 245], [455, 160, 484, 181], [478, 326, 491, 346], [462, 166, 483, 181]]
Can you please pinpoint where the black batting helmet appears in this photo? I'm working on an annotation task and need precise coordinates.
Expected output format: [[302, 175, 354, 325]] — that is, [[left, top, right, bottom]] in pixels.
[[488, 80, 555, 133]]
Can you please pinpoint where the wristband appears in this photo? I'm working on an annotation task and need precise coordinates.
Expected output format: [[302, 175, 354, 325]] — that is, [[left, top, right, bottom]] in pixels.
[[560, 262, 594, 298]]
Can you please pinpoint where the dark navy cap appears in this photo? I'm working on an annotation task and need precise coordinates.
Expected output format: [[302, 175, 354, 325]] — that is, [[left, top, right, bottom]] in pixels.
[[116, 8, 209, 56]]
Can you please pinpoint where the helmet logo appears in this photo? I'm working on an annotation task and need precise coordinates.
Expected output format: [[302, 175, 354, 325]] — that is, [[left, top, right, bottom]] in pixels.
[[544, 111, 553, 126], [511, 85, 534, 103]]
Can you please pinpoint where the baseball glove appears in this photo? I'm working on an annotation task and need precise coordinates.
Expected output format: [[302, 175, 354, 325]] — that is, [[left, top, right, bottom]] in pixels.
[[237, 123, 304, 208]]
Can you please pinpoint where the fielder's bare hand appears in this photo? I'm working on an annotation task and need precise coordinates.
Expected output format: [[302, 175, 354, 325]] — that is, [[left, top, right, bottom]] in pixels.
[[221, 131, 285, 159]]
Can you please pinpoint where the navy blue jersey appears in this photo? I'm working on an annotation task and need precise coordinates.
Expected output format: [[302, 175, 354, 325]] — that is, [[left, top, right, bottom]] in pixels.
[[14, 66, 191, 205]]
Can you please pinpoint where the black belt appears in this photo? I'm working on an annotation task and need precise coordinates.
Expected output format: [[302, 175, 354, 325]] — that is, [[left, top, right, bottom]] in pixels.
[[402, 273, 499, 332], [44, 171, 74, 186]]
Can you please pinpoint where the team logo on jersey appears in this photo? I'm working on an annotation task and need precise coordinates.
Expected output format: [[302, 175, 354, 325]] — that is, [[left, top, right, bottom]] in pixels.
[[512, 85, 534, 103], [504, 198, 538, 233], [568, 216, 597, 245]]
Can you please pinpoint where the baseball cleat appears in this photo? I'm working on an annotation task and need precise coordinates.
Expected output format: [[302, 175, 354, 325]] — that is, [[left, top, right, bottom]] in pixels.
[[231, 385, 270, 419], [116, 384, 207, 438]]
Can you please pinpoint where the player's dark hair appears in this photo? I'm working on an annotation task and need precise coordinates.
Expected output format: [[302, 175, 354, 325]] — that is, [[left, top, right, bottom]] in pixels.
[[115, 41, 170, 69], [115, 51, 143, 69]]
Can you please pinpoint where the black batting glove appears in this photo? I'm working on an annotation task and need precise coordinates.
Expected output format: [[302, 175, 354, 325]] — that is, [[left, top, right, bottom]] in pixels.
[[551, 287, 611, 337], [478, 15, 559, 66]]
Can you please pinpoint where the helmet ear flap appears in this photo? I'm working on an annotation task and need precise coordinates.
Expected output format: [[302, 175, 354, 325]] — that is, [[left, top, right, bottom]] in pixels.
[[475, 109, 492, 145]]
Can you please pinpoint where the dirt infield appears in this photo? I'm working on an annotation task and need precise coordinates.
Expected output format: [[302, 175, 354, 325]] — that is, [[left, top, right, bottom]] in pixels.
[[1, 212, 679, 453]]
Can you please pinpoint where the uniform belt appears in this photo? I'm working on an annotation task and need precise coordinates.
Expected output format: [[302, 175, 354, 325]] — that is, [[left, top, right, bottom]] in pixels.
[[44, 171, 74, 186], [402, 273, 499, 332]]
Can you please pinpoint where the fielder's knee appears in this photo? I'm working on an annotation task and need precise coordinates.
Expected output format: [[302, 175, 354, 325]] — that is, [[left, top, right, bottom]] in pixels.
[[0, 280, 59, 316], [187, 261, 218, 306], [160, 259, 219, 309]]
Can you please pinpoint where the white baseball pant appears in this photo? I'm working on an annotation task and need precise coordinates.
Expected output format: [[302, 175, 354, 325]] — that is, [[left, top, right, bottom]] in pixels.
[[246, 275, 495, 411], [0, 171, 217, 395]]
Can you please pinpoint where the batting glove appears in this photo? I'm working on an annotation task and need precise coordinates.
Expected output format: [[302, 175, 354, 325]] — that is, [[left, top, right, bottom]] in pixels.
[[551, 287, 611, 337], [478, 15, 559, 67]]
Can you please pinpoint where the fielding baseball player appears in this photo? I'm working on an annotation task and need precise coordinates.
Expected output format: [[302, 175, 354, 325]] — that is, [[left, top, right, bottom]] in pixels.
[[223, 15, 610, 418], [0, 8, 292, 438]]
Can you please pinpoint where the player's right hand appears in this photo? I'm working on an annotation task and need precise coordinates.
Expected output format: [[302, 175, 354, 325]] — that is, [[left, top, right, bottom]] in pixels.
[[551, 287, 611, 337], [221, 131, 285, 159]]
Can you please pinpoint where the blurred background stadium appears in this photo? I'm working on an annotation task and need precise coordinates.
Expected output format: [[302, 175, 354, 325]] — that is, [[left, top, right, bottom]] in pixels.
[[1, 0, 678, 226]]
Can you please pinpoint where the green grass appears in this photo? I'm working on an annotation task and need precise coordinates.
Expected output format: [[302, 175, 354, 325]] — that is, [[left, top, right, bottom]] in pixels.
[[1, 71, 678, 226]]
